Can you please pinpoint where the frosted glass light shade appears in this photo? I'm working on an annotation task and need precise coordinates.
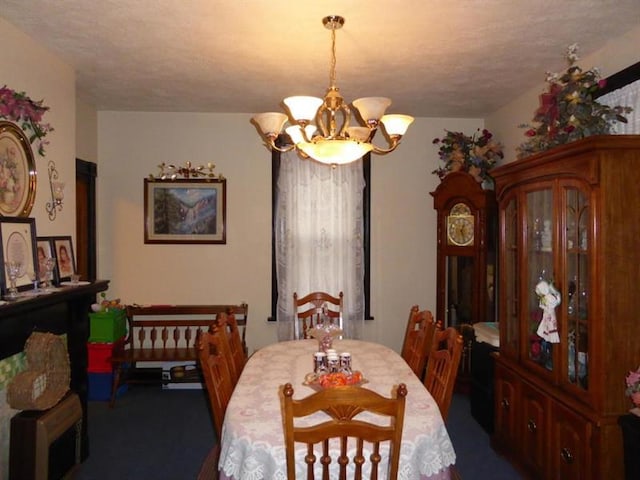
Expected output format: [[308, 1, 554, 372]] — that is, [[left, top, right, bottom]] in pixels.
[[352, 97, 391, 122], [380, 114, 414, 136], [252, 112, 288, 135], [299, 139, 373, 165], [286, 125, 317, 144], [346, 126, 371, 142], [284, 96, 323, 121]]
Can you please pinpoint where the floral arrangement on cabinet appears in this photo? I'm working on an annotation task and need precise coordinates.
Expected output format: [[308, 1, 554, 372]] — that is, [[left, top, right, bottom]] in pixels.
[[626, 367, 640, 407], [516, 43, 632, 159], [432, 128, 503, 183]]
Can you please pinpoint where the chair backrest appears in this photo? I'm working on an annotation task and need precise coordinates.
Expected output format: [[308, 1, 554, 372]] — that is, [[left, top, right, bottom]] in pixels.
[[216, 311, 247, 384], [293, 291, 343, 339], [400, 305, 437, 378], [423, 327, 463, 421], [282, 382, 407, 480], [225, 302, 249, 357], [197, 329, 234, 439]]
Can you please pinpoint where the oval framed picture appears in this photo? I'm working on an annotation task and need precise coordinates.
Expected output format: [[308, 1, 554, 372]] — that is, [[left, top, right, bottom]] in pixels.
[[0, 121, 37, 217]]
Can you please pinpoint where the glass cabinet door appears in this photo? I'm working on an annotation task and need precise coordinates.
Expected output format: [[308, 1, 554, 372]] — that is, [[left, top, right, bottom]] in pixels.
[[525, 187, 555, 373], [502, 196, 519, 358], [564, 186, 589, 390]]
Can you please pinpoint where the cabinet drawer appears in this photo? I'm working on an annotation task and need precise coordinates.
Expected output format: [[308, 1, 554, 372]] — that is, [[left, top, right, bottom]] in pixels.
[[550, 402, 592, 480]]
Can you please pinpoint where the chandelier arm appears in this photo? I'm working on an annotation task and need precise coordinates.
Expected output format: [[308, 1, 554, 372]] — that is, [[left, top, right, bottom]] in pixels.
[[336, 104, 351, 138], [368, 137, 403, 155], [270, 141, 297, 153], [315, 106, 330, 138]]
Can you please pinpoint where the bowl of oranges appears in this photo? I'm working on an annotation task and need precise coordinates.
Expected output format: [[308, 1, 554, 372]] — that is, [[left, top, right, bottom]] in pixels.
[[304, 370, 367, 390]]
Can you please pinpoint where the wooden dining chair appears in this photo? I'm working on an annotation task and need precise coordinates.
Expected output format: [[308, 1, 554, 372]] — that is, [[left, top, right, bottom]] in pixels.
[[282, 383, 407, 480], [292, 291, 343, 339], [215, 311, 247, 385], [423, 327, 463, 421], [401, 305, 437, 378], [197, 328, 234, 437], [196, 328, 235, 480]]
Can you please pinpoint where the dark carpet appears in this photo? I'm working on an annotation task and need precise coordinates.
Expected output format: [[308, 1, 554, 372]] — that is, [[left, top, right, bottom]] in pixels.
[[75, 386, 522, 479]]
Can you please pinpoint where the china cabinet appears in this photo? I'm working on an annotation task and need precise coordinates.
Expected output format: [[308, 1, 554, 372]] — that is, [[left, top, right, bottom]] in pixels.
[[490, 136, 640, 479]]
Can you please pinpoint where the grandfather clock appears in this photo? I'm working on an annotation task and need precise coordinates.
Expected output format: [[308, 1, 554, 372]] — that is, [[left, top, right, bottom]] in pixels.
[[431, 171, 497, 328]]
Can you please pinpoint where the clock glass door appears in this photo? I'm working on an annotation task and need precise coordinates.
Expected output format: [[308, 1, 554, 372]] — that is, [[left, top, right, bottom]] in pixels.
[[445, 255, 474, 328]]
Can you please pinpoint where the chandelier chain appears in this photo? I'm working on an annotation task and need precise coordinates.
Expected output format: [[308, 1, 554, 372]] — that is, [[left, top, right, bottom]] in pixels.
[[329, 27, 337, 89]]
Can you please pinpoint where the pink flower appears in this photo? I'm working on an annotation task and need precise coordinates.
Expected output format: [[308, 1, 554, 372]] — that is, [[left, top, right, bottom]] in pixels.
[[0, 84, 53, 156], [531, 341, 541, 357], [626, 370, 640, 387]]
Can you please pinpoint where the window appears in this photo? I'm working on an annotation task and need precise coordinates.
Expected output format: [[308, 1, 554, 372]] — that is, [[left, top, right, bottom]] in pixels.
[[270, 146, 372, 323]]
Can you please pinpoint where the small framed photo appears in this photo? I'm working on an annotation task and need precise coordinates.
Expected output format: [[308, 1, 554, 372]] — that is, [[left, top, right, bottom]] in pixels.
[[0, 217, 38, 294], [36, 237, 58, 285], [144, 178, 226, 244], [52, 236, 76, 282]]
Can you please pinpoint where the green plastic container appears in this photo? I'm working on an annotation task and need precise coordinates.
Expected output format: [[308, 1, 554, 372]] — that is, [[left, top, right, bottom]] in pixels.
[[88, 309, 127, 343]]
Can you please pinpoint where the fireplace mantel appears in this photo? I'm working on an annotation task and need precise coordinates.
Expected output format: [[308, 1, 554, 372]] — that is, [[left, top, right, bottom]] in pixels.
[[1, 280, 109, 461]]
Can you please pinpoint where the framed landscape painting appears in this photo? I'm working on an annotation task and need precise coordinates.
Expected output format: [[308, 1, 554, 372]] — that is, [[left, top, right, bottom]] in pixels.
[[144, 178, 226, 244]]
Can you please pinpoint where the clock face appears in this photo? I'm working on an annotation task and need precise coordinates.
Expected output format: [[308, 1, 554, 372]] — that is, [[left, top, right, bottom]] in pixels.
[[447, 215, 474, 246]]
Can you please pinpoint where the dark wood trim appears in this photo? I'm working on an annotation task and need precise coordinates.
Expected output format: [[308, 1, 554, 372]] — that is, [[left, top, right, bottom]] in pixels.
[[76, 159, 97, 281], [595, 60, 640, 98], [362, 155, 373, 320], [270, 143, 281, 320]]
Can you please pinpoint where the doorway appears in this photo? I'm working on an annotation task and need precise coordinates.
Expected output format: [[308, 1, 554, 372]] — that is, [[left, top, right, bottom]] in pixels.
[[75, 159, 97, 281]]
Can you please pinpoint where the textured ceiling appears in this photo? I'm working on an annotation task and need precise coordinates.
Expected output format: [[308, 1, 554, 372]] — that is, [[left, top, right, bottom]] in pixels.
[[1, 0, 639, 118]]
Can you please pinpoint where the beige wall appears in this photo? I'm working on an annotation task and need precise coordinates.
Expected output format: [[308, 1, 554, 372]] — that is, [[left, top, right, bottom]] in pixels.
[[4, 14, 637, 356], [76, 98, 98, 162], [0, 16, 76, 480], [96, 112, 483, 353], [87, 23, 640, 354], [487, 24, 640, 162], [0, 17, 76, 239]]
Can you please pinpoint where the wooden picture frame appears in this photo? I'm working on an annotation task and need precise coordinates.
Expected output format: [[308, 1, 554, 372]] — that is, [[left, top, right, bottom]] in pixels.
[[0, 217, 37, 294], [52, 236, 76, 281], [0, 121, 37, 217], [144, 178, 226, 244], [36, 236, 59, 286]]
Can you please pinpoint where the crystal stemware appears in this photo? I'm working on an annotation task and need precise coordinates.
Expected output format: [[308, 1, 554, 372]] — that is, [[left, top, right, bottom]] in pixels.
[[5, 260, 23, 300], [40, 257, 56, 291], [27, 269, 38, 290]]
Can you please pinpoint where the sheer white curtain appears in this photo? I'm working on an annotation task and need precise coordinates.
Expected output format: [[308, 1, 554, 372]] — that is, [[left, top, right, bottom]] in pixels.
[[275, 151, 365, 341], [599, 79, 640, 134]]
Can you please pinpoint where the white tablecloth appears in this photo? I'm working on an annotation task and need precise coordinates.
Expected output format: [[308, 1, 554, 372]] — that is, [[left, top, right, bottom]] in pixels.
[[219, 339, 456, 480]]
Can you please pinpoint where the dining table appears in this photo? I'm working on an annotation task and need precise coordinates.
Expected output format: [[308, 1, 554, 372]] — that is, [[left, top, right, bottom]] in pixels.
[[218, 339, 457, 480]]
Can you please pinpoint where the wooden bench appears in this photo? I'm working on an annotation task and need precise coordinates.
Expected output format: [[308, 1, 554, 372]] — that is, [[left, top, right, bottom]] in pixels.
[[108, 303, 248, 407]]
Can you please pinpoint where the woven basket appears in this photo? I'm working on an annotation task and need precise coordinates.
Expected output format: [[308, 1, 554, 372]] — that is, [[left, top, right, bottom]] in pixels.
[[7, 332, 70, 411]]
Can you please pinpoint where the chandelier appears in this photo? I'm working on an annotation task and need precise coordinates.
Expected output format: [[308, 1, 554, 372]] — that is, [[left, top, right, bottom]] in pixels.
[[252, 15, 414, 166]]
